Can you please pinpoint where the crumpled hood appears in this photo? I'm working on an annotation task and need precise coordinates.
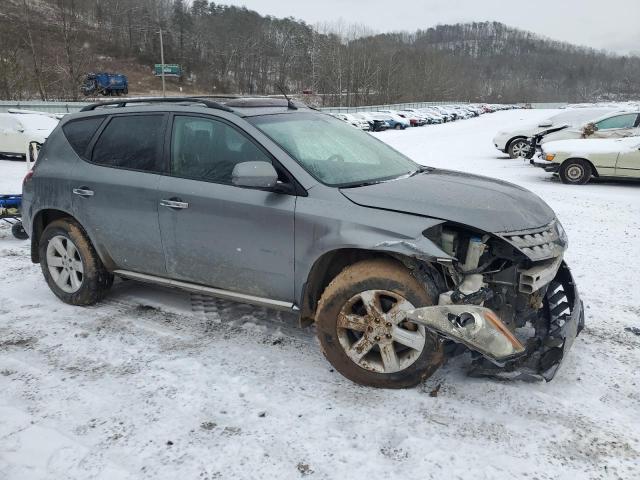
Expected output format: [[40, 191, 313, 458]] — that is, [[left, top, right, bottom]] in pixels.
[[340, 169, 556, 233]]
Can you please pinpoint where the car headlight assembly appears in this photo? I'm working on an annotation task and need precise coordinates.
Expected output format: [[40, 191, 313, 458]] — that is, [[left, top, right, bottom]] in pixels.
[[545, 153, 556, 161], [555, 220, 568, 247]]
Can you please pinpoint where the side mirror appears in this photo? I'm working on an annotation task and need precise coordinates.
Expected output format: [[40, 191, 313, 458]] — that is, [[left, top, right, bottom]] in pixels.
[[232, 161, 278, 189]]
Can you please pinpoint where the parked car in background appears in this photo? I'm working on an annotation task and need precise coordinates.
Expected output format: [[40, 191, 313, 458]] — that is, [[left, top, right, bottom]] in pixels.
[[376, 112, 410, 130], [398, 109, 428, 126], [537, 110, 640, 146], [419, 108, 445, 124], [332, 113, 370, 131], [536, 136, 640, 184], [0, 111, 59, 158], [493, 108, 616, 158], [359, 112, 388, 131]]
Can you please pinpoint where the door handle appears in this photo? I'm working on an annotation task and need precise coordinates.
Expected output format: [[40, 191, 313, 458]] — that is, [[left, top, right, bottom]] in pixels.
[[73, 187, 94, 197], [160, 198, 189, 209]]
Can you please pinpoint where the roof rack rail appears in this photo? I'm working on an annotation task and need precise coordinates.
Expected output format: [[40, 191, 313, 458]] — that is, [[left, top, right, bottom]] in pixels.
[[79, 97, 235, 113]]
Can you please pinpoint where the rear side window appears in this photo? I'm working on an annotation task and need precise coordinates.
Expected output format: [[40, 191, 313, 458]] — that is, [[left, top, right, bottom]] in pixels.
[[91, 115, 165, 172], [63, 116, 104, 158]]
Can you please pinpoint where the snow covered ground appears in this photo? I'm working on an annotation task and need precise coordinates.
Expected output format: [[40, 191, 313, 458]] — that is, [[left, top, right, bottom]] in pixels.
[[1, 110, 639, 480]]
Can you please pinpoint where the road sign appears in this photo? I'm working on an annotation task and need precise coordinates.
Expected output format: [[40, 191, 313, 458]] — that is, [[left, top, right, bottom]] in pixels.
[[154, 64, 182, 77]]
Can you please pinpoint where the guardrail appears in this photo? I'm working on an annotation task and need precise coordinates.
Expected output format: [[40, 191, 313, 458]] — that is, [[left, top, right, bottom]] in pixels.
[[0, 101, 90, 114]]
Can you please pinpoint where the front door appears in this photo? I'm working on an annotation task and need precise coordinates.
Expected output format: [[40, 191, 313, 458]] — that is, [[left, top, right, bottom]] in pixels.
[[70, 113, 168, 276], [157, 114, 296, 302], [615, 146, 640, 178]]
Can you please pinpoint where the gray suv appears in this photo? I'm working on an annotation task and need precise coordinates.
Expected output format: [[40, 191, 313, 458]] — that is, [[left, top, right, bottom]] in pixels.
[[21, 97, 584, 388]]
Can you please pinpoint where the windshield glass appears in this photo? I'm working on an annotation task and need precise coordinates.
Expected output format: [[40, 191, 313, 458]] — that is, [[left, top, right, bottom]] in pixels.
[[249, 113, 419, 186]]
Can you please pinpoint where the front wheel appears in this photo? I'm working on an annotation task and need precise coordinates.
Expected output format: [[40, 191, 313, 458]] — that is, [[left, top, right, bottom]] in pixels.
[[315, 258, 444, 388], [39, 218, 113, 305], [507, 138, 529, 158], [559, 159, 592, 185]]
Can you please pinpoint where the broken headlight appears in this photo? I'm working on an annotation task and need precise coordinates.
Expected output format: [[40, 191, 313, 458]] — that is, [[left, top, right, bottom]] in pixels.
[[555, 220, 568, 248]]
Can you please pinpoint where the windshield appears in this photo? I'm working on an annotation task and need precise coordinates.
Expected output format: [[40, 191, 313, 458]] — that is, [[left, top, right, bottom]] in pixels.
[[249, 113, 419, 186]]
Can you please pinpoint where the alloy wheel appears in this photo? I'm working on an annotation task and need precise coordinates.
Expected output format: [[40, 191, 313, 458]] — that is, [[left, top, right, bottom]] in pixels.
[[46, 235, 84, 293], [336, 290, 426, 373]]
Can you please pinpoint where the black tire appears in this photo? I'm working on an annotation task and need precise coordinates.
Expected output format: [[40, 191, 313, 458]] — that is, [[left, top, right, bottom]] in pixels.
[[394, 124, 402, 130], [315, 258, 444, 388], [39, 218, 113, 305], [11, 221, 28, 240], [559, 159, 592, 185], [507, 138, 529, 159]]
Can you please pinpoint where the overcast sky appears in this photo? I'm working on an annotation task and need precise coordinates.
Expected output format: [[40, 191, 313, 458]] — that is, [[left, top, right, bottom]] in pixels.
[[221, 0, 640, 56]]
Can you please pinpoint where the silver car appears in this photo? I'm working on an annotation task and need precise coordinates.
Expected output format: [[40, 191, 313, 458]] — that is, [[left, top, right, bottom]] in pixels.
[[21, 97, 584, 388]]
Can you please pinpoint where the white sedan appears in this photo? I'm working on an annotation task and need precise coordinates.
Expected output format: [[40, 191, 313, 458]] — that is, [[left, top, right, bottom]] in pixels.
[[0, 111, 59, 158], [493, 107, 615, 158]]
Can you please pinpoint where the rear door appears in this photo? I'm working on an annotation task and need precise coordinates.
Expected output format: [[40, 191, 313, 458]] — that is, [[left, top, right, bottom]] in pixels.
[[157, 114, 296, 301], [69, 113, 168, 275]]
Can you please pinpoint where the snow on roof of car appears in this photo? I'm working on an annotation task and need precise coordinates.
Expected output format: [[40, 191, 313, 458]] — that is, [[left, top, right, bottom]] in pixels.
[[547, 108, 618, 125], [2, 112, 59, 131]]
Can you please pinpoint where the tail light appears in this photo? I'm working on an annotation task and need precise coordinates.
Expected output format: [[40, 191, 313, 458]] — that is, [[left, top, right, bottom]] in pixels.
[[23, 170, 34, 185]]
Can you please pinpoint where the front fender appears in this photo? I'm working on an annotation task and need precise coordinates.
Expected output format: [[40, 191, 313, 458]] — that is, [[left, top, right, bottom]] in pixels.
[[294, 193, 452, 307]]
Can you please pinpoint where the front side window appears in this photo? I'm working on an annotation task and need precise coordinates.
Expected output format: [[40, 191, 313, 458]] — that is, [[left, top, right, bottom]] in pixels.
[[92, 115, 165, 172], [595, 114, 638, 130], [171, 116, 271, 184], [249, 113, 418, 186]]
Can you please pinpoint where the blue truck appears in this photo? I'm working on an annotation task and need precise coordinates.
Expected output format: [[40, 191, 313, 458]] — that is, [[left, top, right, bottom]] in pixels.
[[81, 72, 128, 96]]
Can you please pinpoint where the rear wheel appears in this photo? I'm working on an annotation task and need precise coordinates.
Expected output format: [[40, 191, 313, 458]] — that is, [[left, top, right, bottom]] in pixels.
[[39, 219, 113, 305], [559, 159, 592, 185], [394, 124, 402, 130], [315, 258, 444, 388], [508, 138, 529, 158]]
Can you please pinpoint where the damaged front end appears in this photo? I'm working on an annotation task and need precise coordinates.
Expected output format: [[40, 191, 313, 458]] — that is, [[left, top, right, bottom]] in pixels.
[[407, 221, 584, 381]]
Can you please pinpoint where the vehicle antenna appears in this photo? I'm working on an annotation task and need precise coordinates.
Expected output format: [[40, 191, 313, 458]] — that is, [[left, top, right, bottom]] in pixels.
[[277, 85, 298, 110]]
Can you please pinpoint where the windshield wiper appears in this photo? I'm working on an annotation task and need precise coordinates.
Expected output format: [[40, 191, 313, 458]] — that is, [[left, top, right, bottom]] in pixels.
[[339, 169, 424, 189]]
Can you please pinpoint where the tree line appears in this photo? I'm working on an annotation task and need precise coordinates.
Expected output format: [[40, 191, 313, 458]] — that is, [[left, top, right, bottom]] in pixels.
[[1, 0, 639, 104]]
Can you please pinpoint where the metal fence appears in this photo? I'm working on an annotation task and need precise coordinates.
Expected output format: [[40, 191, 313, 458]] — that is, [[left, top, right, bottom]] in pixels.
[[0, 99, 567, 115], [319, 101, 470, 114]]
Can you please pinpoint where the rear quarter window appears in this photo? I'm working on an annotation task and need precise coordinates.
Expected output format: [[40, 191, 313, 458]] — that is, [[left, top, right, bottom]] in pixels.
[[62, 116, 105, 158]]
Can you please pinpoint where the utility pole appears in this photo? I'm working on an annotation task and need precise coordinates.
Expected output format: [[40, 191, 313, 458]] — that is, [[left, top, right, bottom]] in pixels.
[[158, 28, 166, 97]]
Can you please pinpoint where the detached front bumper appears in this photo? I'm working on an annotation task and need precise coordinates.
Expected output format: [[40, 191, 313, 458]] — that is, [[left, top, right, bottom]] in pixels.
[[531, 160, 560, 173], [404, 261, 584, 381]]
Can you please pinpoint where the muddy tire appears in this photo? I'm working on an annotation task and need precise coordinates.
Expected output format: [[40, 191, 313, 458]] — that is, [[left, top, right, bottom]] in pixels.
[[39, 218, 113, 305], [507, 138, 529, 158], [559, 159, 592, 185], [315, 258, 444, 388]]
